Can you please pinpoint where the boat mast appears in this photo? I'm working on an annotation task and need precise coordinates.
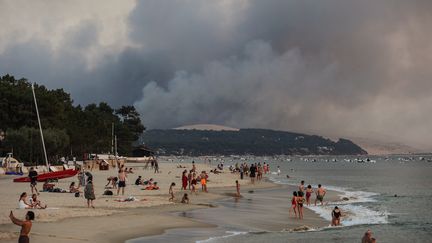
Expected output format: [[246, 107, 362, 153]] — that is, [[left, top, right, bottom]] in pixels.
[[31, 84, 49, 168], [111, 123, 114, 155]]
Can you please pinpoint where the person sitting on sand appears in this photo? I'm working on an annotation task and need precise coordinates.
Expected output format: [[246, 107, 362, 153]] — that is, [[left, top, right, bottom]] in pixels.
[[289, 191, 297, 217], [69, 182, 81, 193], [210, 169, 221, 174], [9, 210, 34, 243], [315, 184, 326, 206], [169, 182, 176, 202], [135, 176, 143, 185], [144, 182, 159, 190], [331, 206, 342, 226], [181, 193, 189, 204], [29, 194, 47, 209], [143, 178, 154, 185], [42, 181, 55, 192], [18, 192, 32, 209]]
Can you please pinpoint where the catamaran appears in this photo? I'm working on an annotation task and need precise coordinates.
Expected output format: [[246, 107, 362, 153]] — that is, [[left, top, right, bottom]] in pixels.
[[13, 84, 78, 182]]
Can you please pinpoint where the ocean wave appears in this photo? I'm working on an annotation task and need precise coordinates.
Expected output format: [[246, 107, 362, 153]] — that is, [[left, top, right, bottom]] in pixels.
[[267, 176, 389, 227], [196, 231, 248, 243]]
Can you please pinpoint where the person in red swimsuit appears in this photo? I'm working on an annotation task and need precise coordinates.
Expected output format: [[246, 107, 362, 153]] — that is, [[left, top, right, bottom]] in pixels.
[[289, 191, 298, 217]]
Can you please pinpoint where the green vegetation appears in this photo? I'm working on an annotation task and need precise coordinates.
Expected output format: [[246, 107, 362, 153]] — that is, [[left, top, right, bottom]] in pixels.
[[142, 129, 367, 156], [0, 74, 145, 164]]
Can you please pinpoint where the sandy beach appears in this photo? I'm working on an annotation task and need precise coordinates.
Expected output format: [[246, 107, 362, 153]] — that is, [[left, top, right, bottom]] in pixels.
[[0, 160, 340, 243]]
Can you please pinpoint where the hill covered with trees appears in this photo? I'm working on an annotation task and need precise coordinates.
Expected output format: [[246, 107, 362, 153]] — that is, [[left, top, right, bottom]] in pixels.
[[142, 129, 367, 156], [0, 75, 145, 164]]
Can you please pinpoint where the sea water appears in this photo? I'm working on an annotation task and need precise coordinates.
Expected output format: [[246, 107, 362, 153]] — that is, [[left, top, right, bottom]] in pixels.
[[129, 156, 432, 243]]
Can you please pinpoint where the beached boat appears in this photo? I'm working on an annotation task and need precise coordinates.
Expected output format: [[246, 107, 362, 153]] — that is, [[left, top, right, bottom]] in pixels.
[[13, 84, 78, 182], [13, 169, 78, 182]]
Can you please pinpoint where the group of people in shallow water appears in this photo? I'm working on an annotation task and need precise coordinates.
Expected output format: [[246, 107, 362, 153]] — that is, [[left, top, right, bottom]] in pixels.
[[290, 180, 331, 221]]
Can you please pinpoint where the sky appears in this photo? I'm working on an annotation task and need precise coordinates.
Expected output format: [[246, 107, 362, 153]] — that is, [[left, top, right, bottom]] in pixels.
[[0, 0, 431, 149]]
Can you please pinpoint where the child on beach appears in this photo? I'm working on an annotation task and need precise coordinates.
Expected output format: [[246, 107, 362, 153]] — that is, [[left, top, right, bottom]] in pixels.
[[236, 180, 240, 197], [200, 171, 208, 192], [290, 191, 297, 217], [169, 182, 176, 201], [29, 194, 47, 209], [305, 185, 313, 206], [181, 193, 189, 204]]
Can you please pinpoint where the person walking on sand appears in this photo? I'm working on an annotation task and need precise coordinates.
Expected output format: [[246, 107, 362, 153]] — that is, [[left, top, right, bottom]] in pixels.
[[84, 179, 95, 208], [117, 165, 127, 195], [249, 164, 256, 184], [169, 182, 176, 201], [236, 180, 241, 197], [331, 206, 342, 226], [315, 184, 326, 206], [9, 210, 34, 243], [289, 191, 298, 217], [28, 167, 39, 196]]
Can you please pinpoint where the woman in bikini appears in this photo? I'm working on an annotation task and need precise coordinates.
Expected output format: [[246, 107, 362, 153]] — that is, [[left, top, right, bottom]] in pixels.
[[296, 191, 305, 219], [305, 185, 313, 206]]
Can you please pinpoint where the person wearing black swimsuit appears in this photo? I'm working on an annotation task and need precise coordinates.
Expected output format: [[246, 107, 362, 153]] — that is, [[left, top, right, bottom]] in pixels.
[[331, 206, 342, 226]]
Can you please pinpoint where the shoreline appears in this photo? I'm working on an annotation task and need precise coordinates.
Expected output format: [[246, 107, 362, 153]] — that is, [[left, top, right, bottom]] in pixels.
[[0, 162, 340, 243]]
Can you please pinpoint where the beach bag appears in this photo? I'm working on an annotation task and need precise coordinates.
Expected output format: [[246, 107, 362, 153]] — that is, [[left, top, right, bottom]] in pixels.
[[103, 190, 113, 196], [74, 192, 80, 197]]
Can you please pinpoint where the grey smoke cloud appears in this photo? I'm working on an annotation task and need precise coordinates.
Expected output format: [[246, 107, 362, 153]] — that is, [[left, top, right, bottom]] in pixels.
[[0, 0, 431, 149]]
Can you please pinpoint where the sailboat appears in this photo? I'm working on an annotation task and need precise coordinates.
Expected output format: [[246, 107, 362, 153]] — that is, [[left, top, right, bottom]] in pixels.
[[13, 84, 78, 182]]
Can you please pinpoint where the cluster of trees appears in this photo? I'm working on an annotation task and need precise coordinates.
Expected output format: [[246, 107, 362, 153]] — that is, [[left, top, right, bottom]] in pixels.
[[142, 128, 367, 156], [0, 75, 145, 165]]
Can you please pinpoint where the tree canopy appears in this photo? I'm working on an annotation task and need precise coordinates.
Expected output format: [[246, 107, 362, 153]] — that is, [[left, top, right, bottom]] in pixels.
[[0, 74, 145, 164]]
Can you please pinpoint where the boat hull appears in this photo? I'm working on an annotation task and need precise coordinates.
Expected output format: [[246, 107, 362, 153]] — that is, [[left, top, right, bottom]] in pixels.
[[13, 169, 78, 182]]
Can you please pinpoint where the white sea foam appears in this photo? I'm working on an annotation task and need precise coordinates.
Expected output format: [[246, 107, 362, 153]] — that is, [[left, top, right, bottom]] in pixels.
[[268, 176, 389, 226], [196, 231, 248, 243]]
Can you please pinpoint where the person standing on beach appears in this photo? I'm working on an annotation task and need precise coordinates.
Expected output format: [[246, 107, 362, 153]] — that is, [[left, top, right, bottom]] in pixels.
[[200, 171, 208, 192], [154, 160, 159, 173], [236, 180, 241, 197], [277, 166, 281, 176], [331, 206, 342, 226], [9, 210, 34, 243], [299, 180, 305, 193], [315, 184, 326, 206], [117, 165, 126, 195], [187, 170, 192, 189], [240, 164, 244, 180], [28, 167, 39, 195], [305, 185, 313, 206], [191, 173, 197, 194], [289, 191, 298, 217], [84, 179, 95, 208], [169, 182, 176, 201], [182, 170, 188, 190], [296, 191, 305, 219], [249, 164, 256, 184]]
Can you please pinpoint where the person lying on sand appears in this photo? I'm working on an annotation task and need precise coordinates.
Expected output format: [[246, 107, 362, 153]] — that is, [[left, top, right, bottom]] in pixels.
[[10, 210, 34, 243], [42, 181, 55, 192], [29, 194, 47, 209], [143, 182, 159, 190]]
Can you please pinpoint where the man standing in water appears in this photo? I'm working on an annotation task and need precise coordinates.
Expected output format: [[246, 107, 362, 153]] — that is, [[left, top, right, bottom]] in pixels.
[[299, 180, 305, 193], [117, 165, 126, 195], [28, 167, 39, 195], [9, 210, 34, 243], [315, 184, 326, 206]]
